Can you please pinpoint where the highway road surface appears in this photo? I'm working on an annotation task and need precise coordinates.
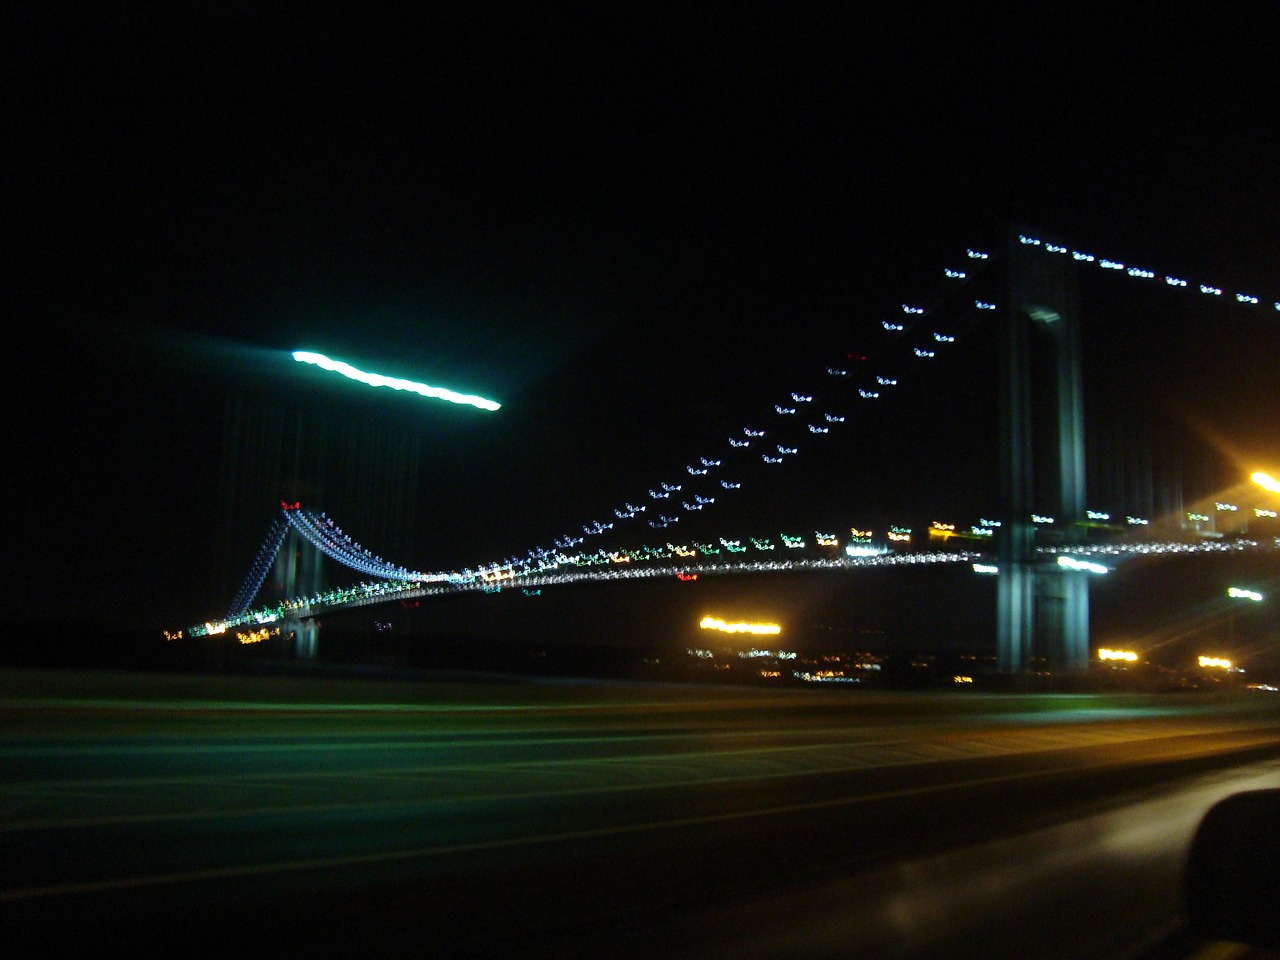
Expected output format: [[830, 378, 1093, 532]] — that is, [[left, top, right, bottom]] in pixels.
[[3, 668, 1279, 959]]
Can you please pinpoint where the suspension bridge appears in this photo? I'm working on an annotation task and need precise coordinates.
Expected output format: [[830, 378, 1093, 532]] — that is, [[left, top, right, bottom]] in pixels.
[[185, 228, 1280, 673]]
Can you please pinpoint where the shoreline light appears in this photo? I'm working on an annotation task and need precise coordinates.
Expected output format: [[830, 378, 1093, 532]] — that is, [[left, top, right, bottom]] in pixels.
[[699, 616, 781, 636], [292, 351, 501, 411], [1199, 656, 1233, 669], [1099, 648, 1138, 662]]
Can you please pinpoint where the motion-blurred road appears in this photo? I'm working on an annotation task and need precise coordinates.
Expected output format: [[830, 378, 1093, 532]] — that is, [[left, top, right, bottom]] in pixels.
[[3, 669, 1279, 959]]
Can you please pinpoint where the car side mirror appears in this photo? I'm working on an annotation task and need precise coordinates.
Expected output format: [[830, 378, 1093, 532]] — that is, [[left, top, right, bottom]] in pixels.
[[1185, 788, 1280, 948]]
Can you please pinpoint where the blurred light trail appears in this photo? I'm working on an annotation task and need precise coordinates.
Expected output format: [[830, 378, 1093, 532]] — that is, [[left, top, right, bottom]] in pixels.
[[1057, 556, 1109, 575], [292, 351, 501, 411]]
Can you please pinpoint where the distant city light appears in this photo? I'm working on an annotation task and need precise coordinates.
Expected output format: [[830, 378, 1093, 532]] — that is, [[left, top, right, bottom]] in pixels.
[[699, 616, 782, 636], [291, 351, 500, 411], [1199, 656, 1233, 670], [1098, 648, 1138, 662]]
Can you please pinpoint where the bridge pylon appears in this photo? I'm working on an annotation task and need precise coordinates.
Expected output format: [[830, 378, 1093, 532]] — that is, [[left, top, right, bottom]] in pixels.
[[998, 227, 1090, 675], [271, 525, 323, 659]]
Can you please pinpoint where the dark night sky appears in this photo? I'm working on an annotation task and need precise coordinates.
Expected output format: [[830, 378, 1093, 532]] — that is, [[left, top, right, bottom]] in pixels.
[[5, 7, 1280, 661]]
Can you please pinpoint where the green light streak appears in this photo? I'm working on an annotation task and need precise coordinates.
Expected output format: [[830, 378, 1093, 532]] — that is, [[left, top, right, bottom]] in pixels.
[[292, 351, 501, 411]]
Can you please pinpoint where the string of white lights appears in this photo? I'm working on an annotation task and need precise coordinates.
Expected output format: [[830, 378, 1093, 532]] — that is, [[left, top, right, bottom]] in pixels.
[[498, 245, 996, 571], [192, 548, 995, 633], [225, 517, 289, 618], [1016, 233, 1277, 310], [193, 521, 1278, 634]]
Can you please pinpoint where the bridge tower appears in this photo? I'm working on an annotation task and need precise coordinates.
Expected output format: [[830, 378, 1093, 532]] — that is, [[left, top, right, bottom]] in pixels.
[[998, 228, 1090, 675], [270, 525, 323, 659]]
